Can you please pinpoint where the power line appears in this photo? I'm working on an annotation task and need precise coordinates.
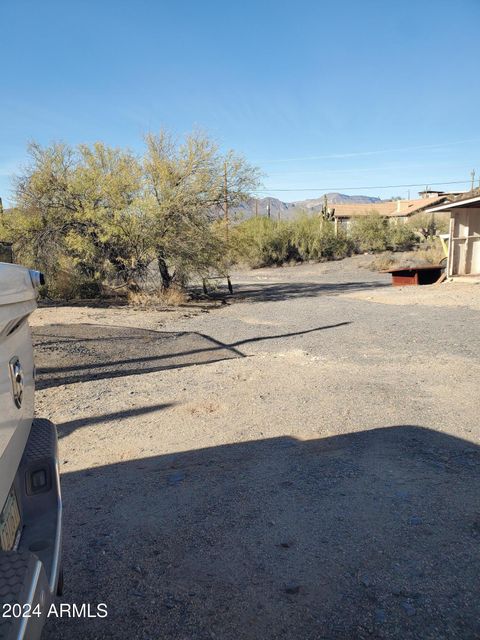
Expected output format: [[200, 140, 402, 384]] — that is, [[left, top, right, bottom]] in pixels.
[[252, 179, 472, 193]]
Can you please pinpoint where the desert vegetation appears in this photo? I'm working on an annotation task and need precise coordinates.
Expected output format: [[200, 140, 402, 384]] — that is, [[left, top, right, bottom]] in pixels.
[[230, 214, 353, 268], [230, 211, 444, 270], [0, 135, 449, 300], [350, 213, 417, 253], [0, 130, 259, 299]]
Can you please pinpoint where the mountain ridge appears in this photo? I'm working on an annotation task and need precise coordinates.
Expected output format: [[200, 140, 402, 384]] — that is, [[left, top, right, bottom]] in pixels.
[[234, 192, 384, 219]]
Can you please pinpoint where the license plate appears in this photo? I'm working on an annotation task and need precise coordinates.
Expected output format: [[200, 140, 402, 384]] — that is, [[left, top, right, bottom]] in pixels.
[[0, 488, 21, 551]]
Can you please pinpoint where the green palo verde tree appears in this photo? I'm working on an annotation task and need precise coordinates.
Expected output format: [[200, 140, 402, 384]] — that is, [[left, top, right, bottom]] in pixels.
[[4, 141, 149, 296], [143, 130, 261, 289], [2, 131, 260, 297]]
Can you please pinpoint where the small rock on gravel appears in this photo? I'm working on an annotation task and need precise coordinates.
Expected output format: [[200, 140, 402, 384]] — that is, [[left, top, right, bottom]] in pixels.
[[285, 582, 301, 594]]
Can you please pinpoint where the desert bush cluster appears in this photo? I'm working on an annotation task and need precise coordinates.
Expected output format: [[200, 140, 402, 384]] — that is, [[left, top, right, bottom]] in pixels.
[[1, 133, 448, 299], [349, 213, 418, 253], [230, 215, 354, 268], [230, 210, 440, 269], [368, 236, 447, 272], [0, 131, 259, 299]]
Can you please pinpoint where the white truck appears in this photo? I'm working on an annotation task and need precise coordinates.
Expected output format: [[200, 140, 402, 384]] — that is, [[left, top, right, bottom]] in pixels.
[[0, 263, 62, 639]]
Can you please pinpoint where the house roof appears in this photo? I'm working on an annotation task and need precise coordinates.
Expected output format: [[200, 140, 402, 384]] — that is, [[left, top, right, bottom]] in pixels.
[[394, 196, 449, 215], [333, 201, 397, 218], [426, 193, 480, 213], [333, 196, 448, 219]]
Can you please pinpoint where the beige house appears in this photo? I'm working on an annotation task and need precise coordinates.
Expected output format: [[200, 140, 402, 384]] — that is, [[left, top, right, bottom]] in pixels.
[[333, 195, 450, 230], [427, 193, 480, 277]]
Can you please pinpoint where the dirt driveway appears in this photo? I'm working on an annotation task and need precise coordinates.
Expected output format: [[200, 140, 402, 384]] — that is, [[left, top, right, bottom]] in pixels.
[[32, 257, 480, 639]]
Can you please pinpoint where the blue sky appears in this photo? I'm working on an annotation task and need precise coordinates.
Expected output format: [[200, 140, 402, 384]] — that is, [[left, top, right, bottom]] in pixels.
[[1, 0, 480, 205]]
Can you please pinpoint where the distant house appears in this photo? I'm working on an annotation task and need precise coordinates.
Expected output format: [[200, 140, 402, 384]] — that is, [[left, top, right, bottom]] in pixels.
[[418, 189, 467, 199], [333, 193, 451, 230], [427, 192, 480, 277]]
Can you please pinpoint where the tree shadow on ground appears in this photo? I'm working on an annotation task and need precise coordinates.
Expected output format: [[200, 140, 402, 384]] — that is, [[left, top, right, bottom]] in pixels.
[[56, 402, 175, 439], [33, 325, 242, 390], [46, 425, 480, 640], [206, 278, 390, 304], [33, 322, 350, 389]]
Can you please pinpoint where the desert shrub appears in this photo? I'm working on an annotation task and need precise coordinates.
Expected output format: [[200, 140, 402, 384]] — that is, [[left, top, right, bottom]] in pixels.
[[369, 237, 447, 272], [230, 217, 296, 267], [41, 256, 102, 300], [350, 213, 390, 252], [231, 214, 354, 267], [0, 208, 102, 299], [351, 214, 417, 253], [127, 286, 187, 307], [415, 237, 447, 264], [291, 213, 353, 260], [368, 252, 398, 271], [407, 212, 450, 239], [388, 223, 417, 251]]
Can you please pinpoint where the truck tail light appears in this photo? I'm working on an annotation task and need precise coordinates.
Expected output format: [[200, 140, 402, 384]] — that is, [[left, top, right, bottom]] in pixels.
[[29, 270, 45, 290]]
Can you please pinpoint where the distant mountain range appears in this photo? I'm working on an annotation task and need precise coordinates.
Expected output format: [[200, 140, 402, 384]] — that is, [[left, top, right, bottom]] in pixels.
[[234, 192, 382, 219]]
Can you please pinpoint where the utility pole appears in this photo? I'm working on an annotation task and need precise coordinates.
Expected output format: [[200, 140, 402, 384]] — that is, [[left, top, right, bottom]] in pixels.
[[471, 169, 476, 192], [267, 201, 271, 219], [224, 161, 229, 244], [255, 199, 258, 217]]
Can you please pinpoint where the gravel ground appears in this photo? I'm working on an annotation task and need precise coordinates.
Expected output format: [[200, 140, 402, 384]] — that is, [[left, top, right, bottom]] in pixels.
[[31, 256, 480, 639]]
